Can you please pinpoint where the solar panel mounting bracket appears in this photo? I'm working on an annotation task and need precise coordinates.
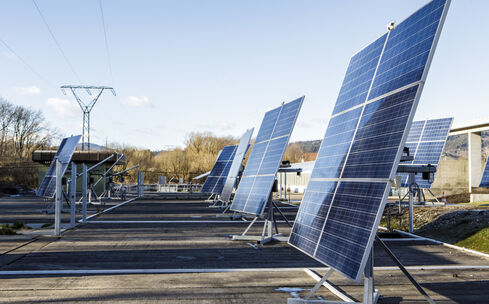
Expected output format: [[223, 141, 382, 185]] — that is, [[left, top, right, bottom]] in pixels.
[[289, 237, 436, 304], [230, 192, 291, 245], [288, 248, 378, 304]]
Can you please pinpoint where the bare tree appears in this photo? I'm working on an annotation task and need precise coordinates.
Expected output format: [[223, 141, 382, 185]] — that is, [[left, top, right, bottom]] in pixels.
[[0, 98, 14, 157], [11, 106, 45, 159], [283, 143, 305, 163]]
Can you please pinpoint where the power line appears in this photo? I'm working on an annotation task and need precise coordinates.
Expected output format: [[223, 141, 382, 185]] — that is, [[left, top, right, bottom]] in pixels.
[[99, 0, 115, 86], [0, 37, 55, 86], [32, 0, 83, 84]]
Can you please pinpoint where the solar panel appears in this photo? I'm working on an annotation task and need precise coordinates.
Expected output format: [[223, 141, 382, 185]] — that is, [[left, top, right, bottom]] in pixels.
[[400, 117, 453, 188], [289, 0, 450, 282], [230, 97, 304, 216], [37, 135, 81, 198], [480, 160, 489, 187], [220, 129, 254, 203], [201, 145, 238, 194]]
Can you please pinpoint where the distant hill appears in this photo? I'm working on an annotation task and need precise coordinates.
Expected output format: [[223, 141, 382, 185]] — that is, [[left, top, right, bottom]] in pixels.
[[291, 131, 489, 161], [443, 132, 489, 159]]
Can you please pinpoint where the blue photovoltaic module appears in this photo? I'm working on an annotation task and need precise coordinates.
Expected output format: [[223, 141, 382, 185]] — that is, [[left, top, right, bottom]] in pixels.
[[230, 97, 304, 216], [479, 158, 489, 187], [400, 117, 453, 188], [289, 0, 450, 282], [37, 135, 81, 198], [201, 145, 238, 195]]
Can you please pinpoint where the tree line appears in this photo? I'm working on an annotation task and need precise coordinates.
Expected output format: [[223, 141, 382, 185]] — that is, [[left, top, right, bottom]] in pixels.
[[112, 132, 313, 184], [0, 98, 55, 190], [0, 96, 314, 189]]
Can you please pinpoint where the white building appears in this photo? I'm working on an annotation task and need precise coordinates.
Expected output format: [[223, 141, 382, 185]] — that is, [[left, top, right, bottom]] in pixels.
[[278, 161, 315, 194]]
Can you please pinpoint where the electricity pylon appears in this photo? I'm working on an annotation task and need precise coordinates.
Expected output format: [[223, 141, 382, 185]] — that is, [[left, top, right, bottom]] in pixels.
[[61, 85, 116, 151]]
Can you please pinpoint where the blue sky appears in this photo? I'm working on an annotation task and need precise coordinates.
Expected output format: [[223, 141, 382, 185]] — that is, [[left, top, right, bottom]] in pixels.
[[0, 0, 488, 150]]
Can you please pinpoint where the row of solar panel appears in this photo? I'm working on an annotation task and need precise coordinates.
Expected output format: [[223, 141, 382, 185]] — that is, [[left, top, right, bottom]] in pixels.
[[37, 0, 451, 285]]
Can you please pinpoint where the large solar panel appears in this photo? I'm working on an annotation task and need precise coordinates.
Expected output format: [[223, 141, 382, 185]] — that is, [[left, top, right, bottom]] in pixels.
[[37, 135, 81, 198], [289, 0, 450, 282], [400, 117, 453, 188], [230, 97, 304, 216], [201, 145, 238, 194], [220, 128, 254, 203], [479, 159, 489, 187]]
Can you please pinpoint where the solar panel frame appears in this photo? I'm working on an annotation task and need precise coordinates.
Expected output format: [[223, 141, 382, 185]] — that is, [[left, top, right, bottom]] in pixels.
[[400, 117, 453, 188], [220, 128, 254, 203], [37, 135, 81, 198], [289, 0, 451, 282], [230, 97, 304, 216], [201, 145, 238, 195]]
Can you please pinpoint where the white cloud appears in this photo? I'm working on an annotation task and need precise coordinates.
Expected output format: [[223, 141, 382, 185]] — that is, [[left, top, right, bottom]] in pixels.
[[15, 86, 41, 95], [120, 95, 153, 107], [45, 98, 79, 117]]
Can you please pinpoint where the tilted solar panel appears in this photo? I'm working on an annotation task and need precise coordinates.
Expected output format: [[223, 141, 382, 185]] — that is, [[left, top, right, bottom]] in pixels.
[[230, 97, 304, 216], [480, 160, 489, 188], [220, 129, 254, 203], [289, 0, 450, 282], [400, 117, 453, 188], [37, 135, 81, 198], [201, 145, 238, 194]]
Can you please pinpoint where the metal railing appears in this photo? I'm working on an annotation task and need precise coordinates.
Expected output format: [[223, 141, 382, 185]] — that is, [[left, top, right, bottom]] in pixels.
[[120, 183, 203, 194]]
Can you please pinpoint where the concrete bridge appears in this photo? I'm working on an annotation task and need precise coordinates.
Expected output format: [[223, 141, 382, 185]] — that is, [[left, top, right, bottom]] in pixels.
[[449, 117, 489, 202]]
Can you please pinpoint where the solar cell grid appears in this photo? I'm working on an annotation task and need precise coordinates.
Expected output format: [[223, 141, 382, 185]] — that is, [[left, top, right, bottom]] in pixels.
[[289, 0, 450, 282], [230, 97, 304, 216], [400, 117, 453, 188], [201, 145, 238, 194]]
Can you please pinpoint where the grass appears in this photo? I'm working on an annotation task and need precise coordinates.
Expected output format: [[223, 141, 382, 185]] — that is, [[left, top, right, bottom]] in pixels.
[[0, 221, 28, 235], [10, 220, 26, 230], [0, 224, 16, 235], [456, 227, 489, 254]]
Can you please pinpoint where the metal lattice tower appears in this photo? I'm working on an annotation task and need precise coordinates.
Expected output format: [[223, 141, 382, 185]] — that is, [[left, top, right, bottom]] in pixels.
[[61, 85, 116, 151]]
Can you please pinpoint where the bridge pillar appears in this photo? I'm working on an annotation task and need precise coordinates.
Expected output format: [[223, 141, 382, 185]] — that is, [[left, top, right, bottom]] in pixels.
[[468, 132, 482, 202]]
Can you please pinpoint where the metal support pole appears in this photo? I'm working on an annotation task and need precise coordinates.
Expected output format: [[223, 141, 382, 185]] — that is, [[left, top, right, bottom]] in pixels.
[[55, 159, 62, 236], [375, 235, 436, 304], [82, 163, 87, 223], [136, 171, 144, 198], [137, 171, 142, 197], [408, 173, 415, 233], [363, 249, 374, 304], [278, 172, 282, 200], [284, 172, 290, 200], [140, 171, 144, 197], [70, 162, 77, 227]]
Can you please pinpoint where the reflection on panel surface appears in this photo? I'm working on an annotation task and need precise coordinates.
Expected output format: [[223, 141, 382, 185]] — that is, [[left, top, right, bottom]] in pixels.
[[289, 0, 450, 282]]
